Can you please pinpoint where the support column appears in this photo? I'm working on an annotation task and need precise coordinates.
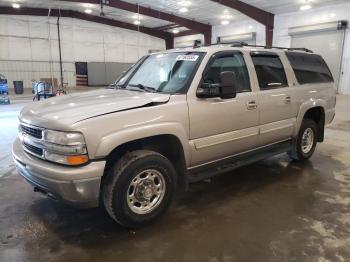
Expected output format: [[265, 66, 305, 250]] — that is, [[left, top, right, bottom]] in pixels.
[[204, 29, 212, 45], [266, 25, 274, 47], [165, 35, 174, 50]]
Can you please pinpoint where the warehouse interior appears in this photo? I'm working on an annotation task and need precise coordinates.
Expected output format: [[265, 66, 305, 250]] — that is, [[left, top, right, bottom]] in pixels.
[[1, 0, 350, 261]]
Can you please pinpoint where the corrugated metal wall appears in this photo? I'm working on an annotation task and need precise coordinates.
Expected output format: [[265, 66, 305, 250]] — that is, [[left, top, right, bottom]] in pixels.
[[0, 15, 165, 89]]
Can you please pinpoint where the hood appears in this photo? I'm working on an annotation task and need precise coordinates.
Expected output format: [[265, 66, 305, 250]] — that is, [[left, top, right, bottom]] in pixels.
[[19, 88, 170, 128]]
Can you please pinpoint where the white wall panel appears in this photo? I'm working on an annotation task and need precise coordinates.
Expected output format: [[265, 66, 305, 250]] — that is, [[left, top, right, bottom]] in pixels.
[[7, 17, 29, 37], [0, 16, 8, 35], [0, 36, 9, 60], [7, 37, 31, 60], [104, 43, 125, 63], [31, 39, 50, 61], [29, 20, 49, 39], [124, 45, 141, 62], [0, 15, 165, 89]]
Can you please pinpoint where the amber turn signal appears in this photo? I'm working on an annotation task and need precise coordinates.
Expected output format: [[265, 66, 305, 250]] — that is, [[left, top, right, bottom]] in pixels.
[[66, 155, 89, 165]]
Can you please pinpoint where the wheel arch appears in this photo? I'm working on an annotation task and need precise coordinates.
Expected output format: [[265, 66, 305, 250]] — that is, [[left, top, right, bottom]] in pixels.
[[101, 133, 188, 190], [294, 102, 326, 142]]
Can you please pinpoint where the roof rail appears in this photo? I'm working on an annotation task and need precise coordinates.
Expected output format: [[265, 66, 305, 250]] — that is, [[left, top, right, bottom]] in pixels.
[[228, 42, 313, 53]]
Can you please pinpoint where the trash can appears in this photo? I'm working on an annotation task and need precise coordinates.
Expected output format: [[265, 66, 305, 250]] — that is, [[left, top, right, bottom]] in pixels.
[[13, 81, 24, 95]]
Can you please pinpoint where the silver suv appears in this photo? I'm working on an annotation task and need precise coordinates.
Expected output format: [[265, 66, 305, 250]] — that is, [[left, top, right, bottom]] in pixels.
[[13, 44, 336, 227]]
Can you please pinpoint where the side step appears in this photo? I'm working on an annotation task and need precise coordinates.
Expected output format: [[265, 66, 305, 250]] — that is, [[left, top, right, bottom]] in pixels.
[[187, 140, 292, 183]]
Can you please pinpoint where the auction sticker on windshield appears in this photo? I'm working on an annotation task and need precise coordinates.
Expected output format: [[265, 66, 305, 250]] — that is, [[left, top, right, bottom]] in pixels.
[[176, 55, 199, 61]]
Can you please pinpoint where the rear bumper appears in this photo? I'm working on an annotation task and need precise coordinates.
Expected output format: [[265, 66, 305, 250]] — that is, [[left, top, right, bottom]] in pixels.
[[12, 137, 106, 209]]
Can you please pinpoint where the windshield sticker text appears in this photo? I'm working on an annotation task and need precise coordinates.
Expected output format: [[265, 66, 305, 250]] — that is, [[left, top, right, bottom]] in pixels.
[[176, 55, 199, 62]]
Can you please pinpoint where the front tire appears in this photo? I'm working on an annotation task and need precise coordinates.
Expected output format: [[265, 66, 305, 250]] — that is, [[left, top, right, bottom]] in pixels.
[[102, 150, 176, 228], [288, 118, 318, 162]]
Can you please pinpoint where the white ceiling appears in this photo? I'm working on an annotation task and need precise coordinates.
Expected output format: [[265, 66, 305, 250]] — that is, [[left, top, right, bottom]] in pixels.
[[0, 0, 348, 29], [241, 0, 350, 14]]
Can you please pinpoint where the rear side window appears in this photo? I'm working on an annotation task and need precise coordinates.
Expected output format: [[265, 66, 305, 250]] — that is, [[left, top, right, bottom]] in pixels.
[[286, 52, 334, 84], [251, 53, 288, 90]]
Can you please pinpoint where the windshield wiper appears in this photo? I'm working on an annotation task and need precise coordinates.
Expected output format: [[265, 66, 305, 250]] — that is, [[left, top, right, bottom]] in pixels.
[[127, 84, 157, 93], [108, 82, 123, 89]]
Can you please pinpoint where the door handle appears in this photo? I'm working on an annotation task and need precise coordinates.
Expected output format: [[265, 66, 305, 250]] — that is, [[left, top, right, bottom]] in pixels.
[[247, 100, 258, 110], [285, 96, 292, 104]]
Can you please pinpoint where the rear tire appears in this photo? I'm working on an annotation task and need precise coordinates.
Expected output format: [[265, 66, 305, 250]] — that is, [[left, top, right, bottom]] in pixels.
[[288, 118, 318, 162], [102, 150, 176, 228]]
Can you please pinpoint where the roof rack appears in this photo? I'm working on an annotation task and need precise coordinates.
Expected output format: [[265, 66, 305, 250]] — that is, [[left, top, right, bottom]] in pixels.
[[228, 42, 313, 53], [191, 41, 313, 53]]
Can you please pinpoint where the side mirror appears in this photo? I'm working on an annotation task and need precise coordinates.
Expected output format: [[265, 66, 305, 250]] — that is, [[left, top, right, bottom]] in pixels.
[[196, 83, 220, 98], [197, 71, 237, 99], [219, 71, 237, 99]]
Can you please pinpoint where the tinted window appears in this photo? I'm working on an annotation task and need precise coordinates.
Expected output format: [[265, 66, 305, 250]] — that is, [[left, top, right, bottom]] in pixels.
[[286, 52, 333, 84], [251, 54, 288, 90], [203, 52, 251, 93]]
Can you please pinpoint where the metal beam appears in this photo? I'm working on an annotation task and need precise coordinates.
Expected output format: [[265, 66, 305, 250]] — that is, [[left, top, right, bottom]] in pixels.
[[61, 0, 212, 44], [0, 6, 174, 48], [210, 0, 274, 46], [175, 29, 198, 37], [153, 24, 179, 31]]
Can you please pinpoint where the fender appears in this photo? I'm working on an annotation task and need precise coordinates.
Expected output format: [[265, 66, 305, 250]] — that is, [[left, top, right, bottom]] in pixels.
[[94, 122, 191, 166], [293, 99, 326, 137]]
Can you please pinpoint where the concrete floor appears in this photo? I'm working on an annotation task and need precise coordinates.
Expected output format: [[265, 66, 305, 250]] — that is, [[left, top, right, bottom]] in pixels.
[[1, 94, 350, 262]]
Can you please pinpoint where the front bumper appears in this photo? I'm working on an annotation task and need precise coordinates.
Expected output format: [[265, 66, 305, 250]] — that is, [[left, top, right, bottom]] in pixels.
[[12, 137, 106, 209]]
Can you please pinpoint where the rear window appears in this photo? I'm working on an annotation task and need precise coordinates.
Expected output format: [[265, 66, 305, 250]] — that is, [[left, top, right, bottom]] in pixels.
[[251, 53, 288, 90], [286, 52, 333, 84]]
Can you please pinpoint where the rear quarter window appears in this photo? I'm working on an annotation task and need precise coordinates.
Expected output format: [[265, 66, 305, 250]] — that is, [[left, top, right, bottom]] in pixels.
[[285, 52, 334, 85]]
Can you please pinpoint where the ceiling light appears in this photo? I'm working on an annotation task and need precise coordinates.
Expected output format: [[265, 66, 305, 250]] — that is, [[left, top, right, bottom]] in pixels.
[[85, 9, 92, 14], [300, 4, 312, 11], [172, 29, 179, 34], [178, 1, 191, 6], [134, 20, 141, 25], [12, 3, 20, 8], [179, 7, 188, 13], [221, 20, 230, 25], [221, 14, 232, 20], [132, 14, 143, 20]]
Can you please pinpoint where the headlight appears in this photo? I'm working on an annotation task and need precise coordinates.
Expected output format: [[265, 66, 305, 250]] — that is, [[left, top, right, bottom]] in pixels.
[[44, 130, 85, 145], [43, 130, 89, 166]]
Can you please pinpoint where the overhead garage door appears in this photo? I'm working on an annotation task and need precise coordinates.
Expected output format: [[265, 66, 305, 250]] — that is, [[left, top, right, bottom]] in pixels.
[[217, 32, 256, 45], [289, 22, 346, 91]]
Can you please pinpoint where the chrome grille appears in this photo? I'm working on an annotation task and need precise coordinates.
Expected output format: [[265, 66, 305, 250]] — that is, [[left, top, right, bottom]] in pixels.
[[23, 142, 43, 157], [21, 124, 43, 139]]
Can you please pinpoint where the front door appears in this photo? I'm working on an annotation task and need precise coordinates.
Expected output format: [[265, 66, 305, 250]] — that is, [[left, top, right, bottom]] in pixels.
[[187, 51, 259, 167]]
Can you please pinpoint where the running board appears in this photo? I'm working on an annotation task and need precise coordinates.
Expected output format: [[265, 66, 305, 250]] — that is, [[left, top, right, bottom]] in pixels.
[[187, 140, 292, 183]]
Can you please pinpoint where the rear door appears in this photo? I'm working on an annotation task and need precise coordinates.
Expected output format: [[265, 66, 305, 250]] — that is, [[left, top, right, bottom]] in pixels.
[[250, 51, 298, 146], [187, 51, 259, 167]]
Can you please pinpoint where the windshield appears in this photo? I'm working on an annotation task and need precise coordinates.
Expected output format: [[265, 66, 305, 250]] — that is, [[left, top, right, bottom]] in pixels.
[[123, 52, 204, 94]]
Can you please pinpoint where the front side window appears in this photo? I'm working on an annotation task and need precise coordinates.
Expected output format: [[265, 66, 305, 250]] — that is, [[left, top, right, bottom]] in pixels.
[[285, 52, 334, 84], [251, 53, 288, 90], [123, 52, 204, 94], [203, 52, 251, 93]]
